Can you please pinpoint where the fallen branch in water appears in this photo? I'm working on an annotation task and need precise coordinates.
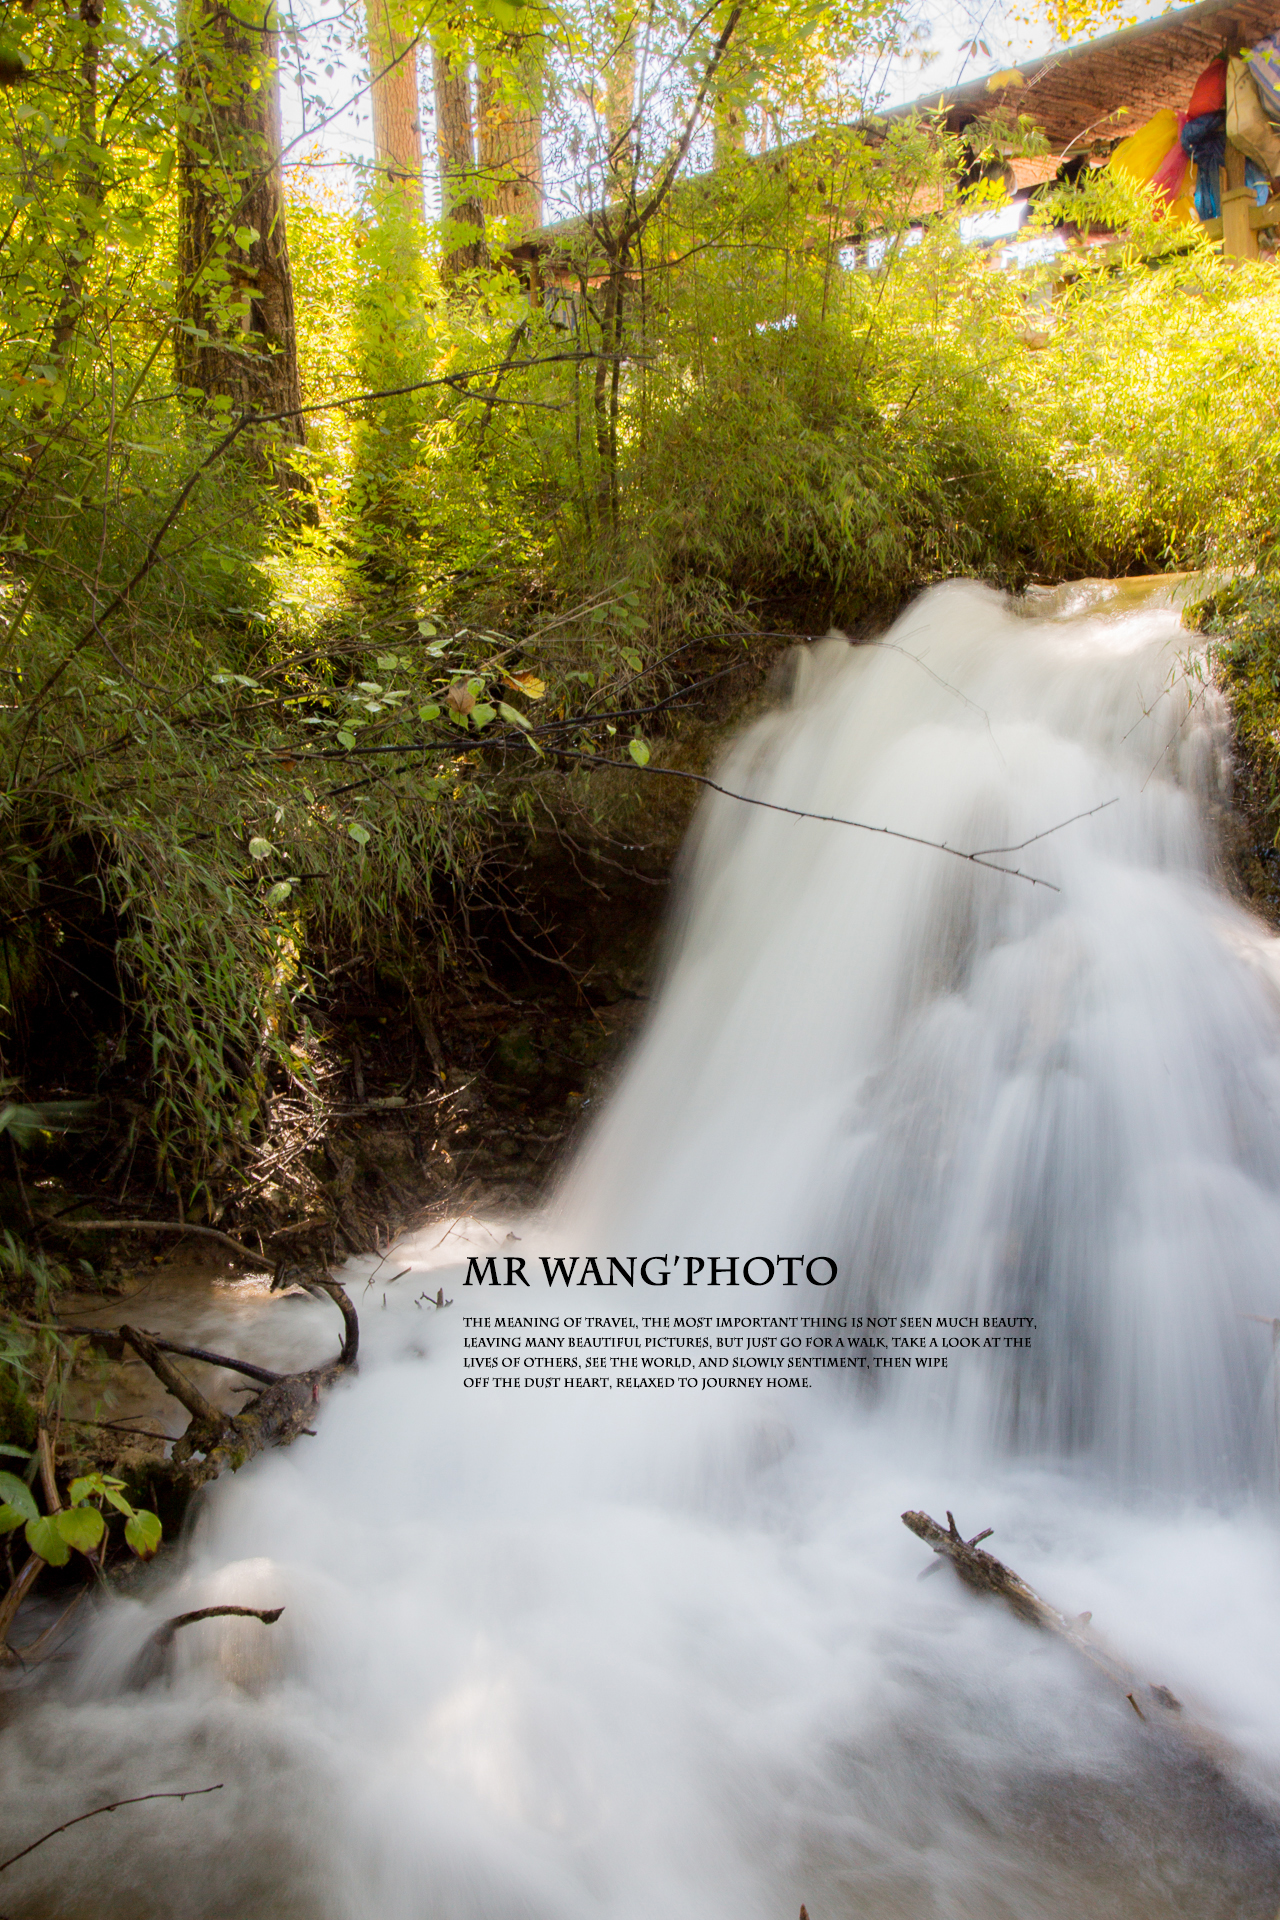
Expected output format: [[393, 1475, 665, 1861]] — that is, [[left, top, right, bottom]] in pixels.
[[902, 1508, 1183, 1716], [60, 1325, 283, 1386], [0, 1785, 224, 1875], [127, 1604, 284, 1689], [66, 1275, 358, 1488], [154, 1603, 284, 1646]]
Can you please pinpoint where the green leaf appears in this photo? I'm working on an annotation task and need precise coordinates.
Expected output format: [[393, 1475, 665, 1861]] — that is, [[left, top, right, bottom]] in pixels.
[[25, 1515, 70, 1566], [124, 1509, 163, 1559], [336, 729, 356, 750], [476, 0, 526, 28], [0, 1472, 37, 1523], [497, 702, 532, 730], [248, 836, 273, 861], [101, 1484, 136, 1517], [348, 823, 370, 847], [55, 1505, 105, 1552], [68, 1472, 107, 1504], [265, 881, 293, 908], [0, 1504, 29, 1535], [629, 738, 651, 767], [417, 619, 437, 637], [0, 1444, 31, 1459], [621, 648, 644, 673], [470, 703, 496, 730], [417, 704, 440, 723]]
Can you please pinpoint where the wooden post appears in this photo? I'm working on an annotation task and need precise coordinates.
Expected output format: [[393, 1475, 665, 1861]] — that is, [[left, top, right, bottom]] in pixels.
[[1221, 138, 1260, 260]]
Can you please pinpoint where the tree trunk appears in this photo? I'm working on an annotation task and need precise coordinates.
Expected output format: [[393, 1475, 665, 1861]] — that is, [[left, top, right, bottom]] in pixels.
[[430, 28, 485, 282], [478, 35, 543, 235], [604, 8, 636, 181], [47, 0, 104, 369], [175, 0, 304, 439], [367, 0, 423, 220]]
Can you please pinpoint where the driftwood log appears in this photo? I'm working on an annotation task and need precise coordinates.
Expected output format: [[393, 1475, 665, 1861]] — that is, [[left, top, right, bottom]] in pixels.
[[62, 1265, 359, 1489], [902, 1508, 1183, 1722]]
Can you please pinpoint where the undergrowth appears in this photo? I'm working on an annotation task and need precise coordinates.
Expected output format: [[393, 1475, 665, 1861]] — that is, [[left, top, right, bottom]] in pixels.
[[3, 135, 1280, 1257]]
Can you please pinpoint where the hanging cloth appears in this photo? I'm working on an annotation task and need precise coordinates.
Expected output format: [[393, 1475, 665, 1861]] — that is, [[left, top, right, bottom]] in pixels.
[[1182, 109, 1227, 218], [1187, 56, 1228, 118], [1150, 130, 1195, 221], [1246, 32, 1280, 126], [1109, 108, 1182, 188], [1228, 54, 1280, 179], [1109, 108, 1195, 219]]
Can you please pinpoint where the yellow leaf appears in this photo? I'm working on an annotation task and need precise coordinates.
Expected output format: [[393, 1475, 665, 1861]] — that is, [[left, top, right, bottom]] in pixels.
[[505, 671, 546, 700], [986, 69, 1024, 89]]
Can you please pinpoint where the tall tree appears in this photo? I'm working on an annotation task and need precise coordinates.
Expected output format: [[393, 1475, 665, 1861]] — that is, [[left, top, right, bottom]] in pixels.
[[367, 0, 425, 219], [431, 25, 487, 279], [603, 5, 636, 184], [478, 31, 543, 234], [175, 0, 303, 434]]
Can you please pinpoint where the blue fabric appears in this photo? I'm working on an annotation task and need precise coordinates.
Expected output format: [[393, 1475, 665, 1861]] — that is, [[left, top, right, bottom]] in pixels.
[[1180, 109, 1272, 221], [1182, 110, 1225, 219]]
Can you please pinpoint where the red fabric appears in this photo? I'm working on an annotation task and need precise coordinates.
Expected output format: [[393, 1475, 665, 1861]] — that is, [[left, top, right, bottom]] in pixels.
[[1150, 114, 1190, 201], [1187, 56, 1227, 117]]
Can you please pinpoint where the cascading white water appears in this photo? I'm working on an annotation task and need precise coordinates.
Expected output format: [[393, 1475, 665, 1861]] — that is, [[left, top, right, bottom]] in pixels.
[[6, 578, 1280, 1920], [558, 578, 1280, 1491]]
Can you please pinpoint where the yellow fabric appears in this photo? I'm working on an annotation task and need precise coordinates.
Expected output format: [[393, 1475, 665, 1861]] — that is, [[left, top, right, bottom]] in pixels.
[[1108, 109, 1181, 186]]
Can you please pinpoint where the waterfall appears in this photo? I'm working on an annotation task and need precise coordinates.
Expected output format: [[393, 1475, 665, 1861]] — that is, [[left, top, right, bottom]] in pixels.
[[5, 579, 1280, 1920]]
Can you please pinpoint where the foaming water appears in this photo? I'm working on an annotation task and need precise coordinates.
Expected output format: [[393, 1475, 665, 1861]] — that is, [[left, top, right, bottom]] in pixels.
[[6, 581, 1280, 1920]]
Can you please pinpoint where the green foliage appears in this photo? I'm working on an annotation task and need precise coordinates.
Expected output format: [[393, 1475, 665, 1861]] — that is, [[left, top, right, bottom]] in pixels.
[[0, 0, 1277, 1206], [1187, 554, 1280, 827], [0, 1467, 162, 1568]]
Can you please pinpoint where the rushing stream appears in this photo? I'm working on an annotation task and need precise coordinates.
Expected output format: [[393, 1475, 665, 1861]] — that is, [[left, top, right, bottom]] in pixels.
[[7, 579, 1280, 1918]]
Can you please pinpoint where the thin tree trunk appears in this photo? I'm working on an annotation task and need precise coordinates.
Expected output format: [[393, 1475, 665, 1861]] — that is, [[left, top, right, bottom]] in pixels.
[[593, 260, 624, 530], [367, 0, 423, 220], [47, 0, 104, 368], [478, 34, 542, 234], [175, 0, 304, 440], [430, 27, 485, 282], [604, 7, 636, 179]]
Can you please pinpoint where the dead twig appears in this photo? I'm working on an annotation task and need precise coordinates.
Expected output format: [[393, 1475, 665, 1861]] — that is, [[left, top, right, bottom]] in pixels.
[[0, 1786, 224, 1875], [52, 1217, 268, 1268]]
